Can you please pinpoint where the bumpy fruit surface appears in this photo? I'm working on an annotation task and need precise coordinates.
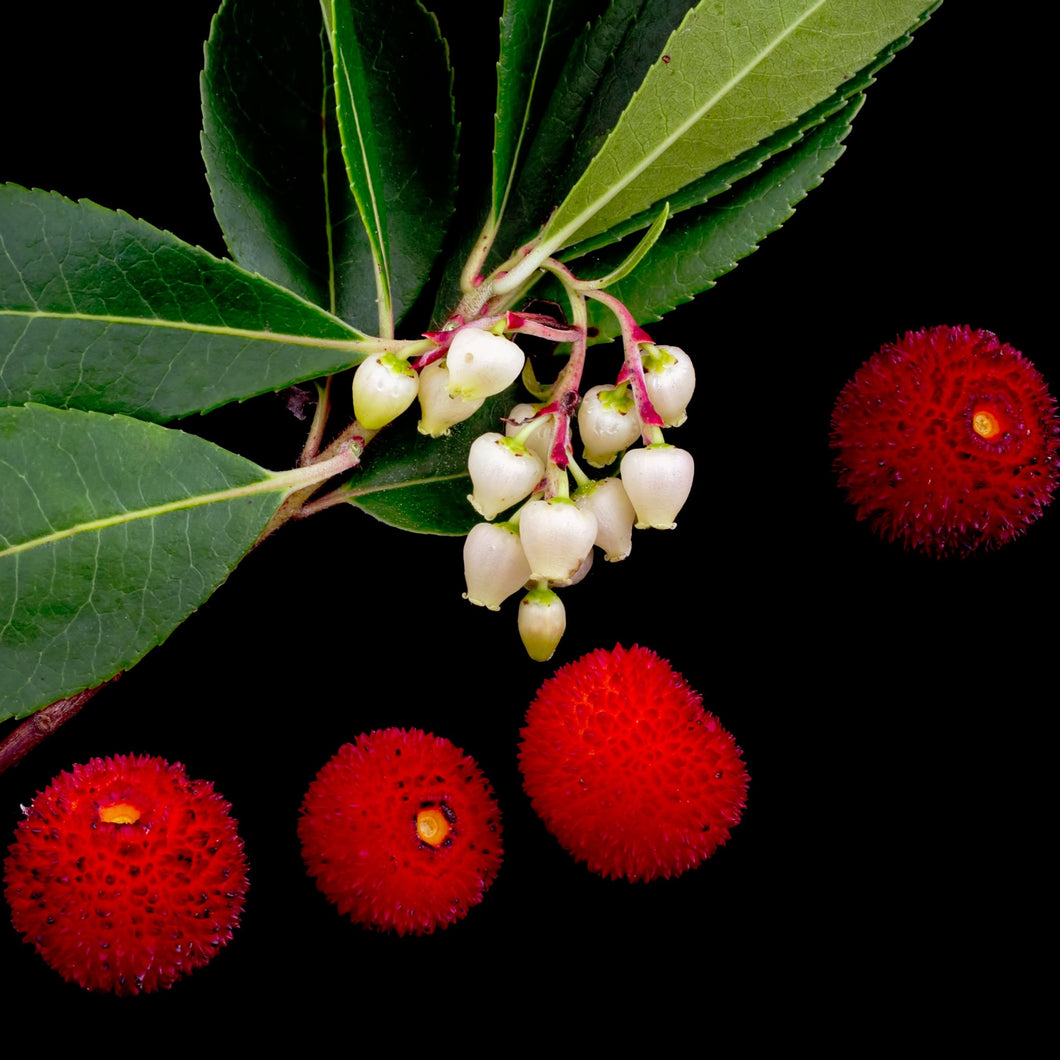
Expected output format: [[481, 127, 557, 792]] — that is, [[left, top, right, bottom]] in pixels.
[[831, 324, 1060, 556], [299, 728, 502, 936], [4, 754, 248, 995], [519, 645, 749, 882]]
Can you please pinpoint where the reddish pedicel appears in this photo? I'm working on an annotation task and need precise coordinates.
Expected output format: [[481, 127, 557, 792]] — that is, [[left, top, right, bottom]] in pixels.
[[519, 644, 749, 883], [4, 754, 248, 995], [299, 728, 502, 935], [831, 325, 1060, 556]]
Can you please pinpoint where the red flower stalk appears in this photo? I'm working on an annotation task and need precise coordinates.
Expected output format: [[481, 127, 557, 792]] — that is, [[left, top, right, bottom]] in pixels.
[[4, 754, 248, 996], [299, 728, 502, 935], [831, 325, 1060, 556], [518, 644, 749, 883]]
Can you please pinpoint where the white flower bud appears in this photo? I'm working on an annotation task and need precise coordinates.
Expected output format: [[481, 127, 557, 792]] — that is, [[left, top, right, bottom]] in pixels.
[[446, 329, 525, 400], [518, 497, 598, 586], [351, 352, 419, 429], [518, 587, 566, 662], [463, 522, 533, 610], [466, 432, 544, 520], [574, 476, 636, 561], [417, 361, 484, 437], [641, 345, 695, 427], [620, 445, 695, 529], [506, 403, 553, 464], [578, 384, 641, 467]]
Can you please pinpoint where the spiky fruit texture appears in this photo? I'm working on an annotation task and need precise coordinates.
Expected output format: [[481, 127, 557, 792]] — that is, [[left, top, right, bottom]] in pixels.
[[831, 325, 1060, 556], [519, 645, 749, 882], [4, 754, 247, 995], [299, 728, 502, 935]]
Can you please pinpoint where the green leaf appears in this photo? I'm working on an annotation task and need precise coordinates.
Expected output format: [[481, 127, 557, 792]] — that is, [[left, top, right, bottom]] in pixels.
[[0, 404, 290, 721], [341, 389, 518, 535], [500, 0, 694, 251], [0, 185, 368, 422], [581, 93, 864, 341], [201, 0, 376, 329], [528, 0, 939, 264], [325, 0, 457, 337], [559, 4, 932, 262], [493, 0, 558, 231]]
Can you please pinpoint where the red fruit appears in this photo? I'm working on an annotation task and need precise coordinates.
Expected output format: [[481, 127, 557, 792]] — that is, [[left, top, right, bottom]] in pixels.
[[4, 754, 248, 995], [831, 325, 1060, 556], [519, 644, 749, 883], [298, 728, 502, 935]]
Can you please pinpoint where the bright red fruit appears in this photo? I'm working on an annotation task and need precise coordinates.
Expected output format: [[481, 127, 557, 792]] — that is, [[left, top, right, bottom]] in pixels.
[[519, 644, 749, 883], [4, 754, 248, 995], [299, 728, 502, 935], [831, 325, 1060, 556]]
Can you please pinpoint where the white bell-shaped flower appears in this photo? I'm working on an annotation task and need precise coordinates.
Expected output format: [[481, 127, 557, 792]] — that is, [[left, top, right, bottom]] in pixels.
[[574, 476, 636, 561], [417, 360, 484, 437], [462, 522, 533, 610], [351, 352, 420, 429], [518, 497, 598, 586], [446, 329, 525, 400], [518, 586, 566, 662], [577, 384, 641, 467], [620, 445, 695, 529], [505, 403, 553, 464], [641, 345, 696, 427], [466, 432, 544, 520]]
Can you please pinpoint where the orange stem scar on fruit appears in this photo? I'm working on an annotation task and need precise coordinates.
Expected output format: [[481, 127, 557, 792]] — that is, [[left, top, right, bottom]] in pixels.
[[416, 806, 451, 847], [98, 802, 141, 825], [972, 408, 1001, 440]]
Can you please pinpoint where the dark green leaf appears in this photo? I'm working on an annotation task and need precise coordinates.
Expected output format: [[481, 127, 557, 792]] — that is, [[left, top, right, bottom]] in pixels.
[[342, 388, 517, 534], [0, 186, 368, 421], [502, 0, 939, 288], [0, 404, 288, 721], [559, 5, 934, 261], [493, 0, 558, 229], [201, 0, 376, 328], [325, 0, 457, 336], [583, 94, 863, 341], [499, 0, 693, 253]]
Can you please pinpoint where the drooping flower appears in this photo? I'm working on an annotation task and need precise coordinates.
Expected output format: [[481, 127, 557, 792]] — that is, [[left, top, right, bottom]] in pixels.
[[299, 728, 502, 935], [831, 325, 1060, 556], [519, 644, 749, 882], [620, 444, 694, 529], [4, 754, 248, 996]]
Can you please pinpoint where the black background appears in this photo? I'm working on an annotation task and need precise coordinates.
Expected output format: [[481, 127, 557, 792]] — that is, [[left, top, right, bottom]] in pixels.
[[1, 1, 1048, 1039]]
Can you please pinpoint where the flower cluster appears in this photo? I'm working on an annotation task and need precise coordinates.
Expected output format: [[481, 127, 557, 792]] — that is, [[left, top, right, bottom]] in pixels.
[[832, 325, 1060, 556], [464, 335, 695, 660], [4, 754, 247, 995], [456, 317, 694, 660], [350, 261, 696, 661]]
